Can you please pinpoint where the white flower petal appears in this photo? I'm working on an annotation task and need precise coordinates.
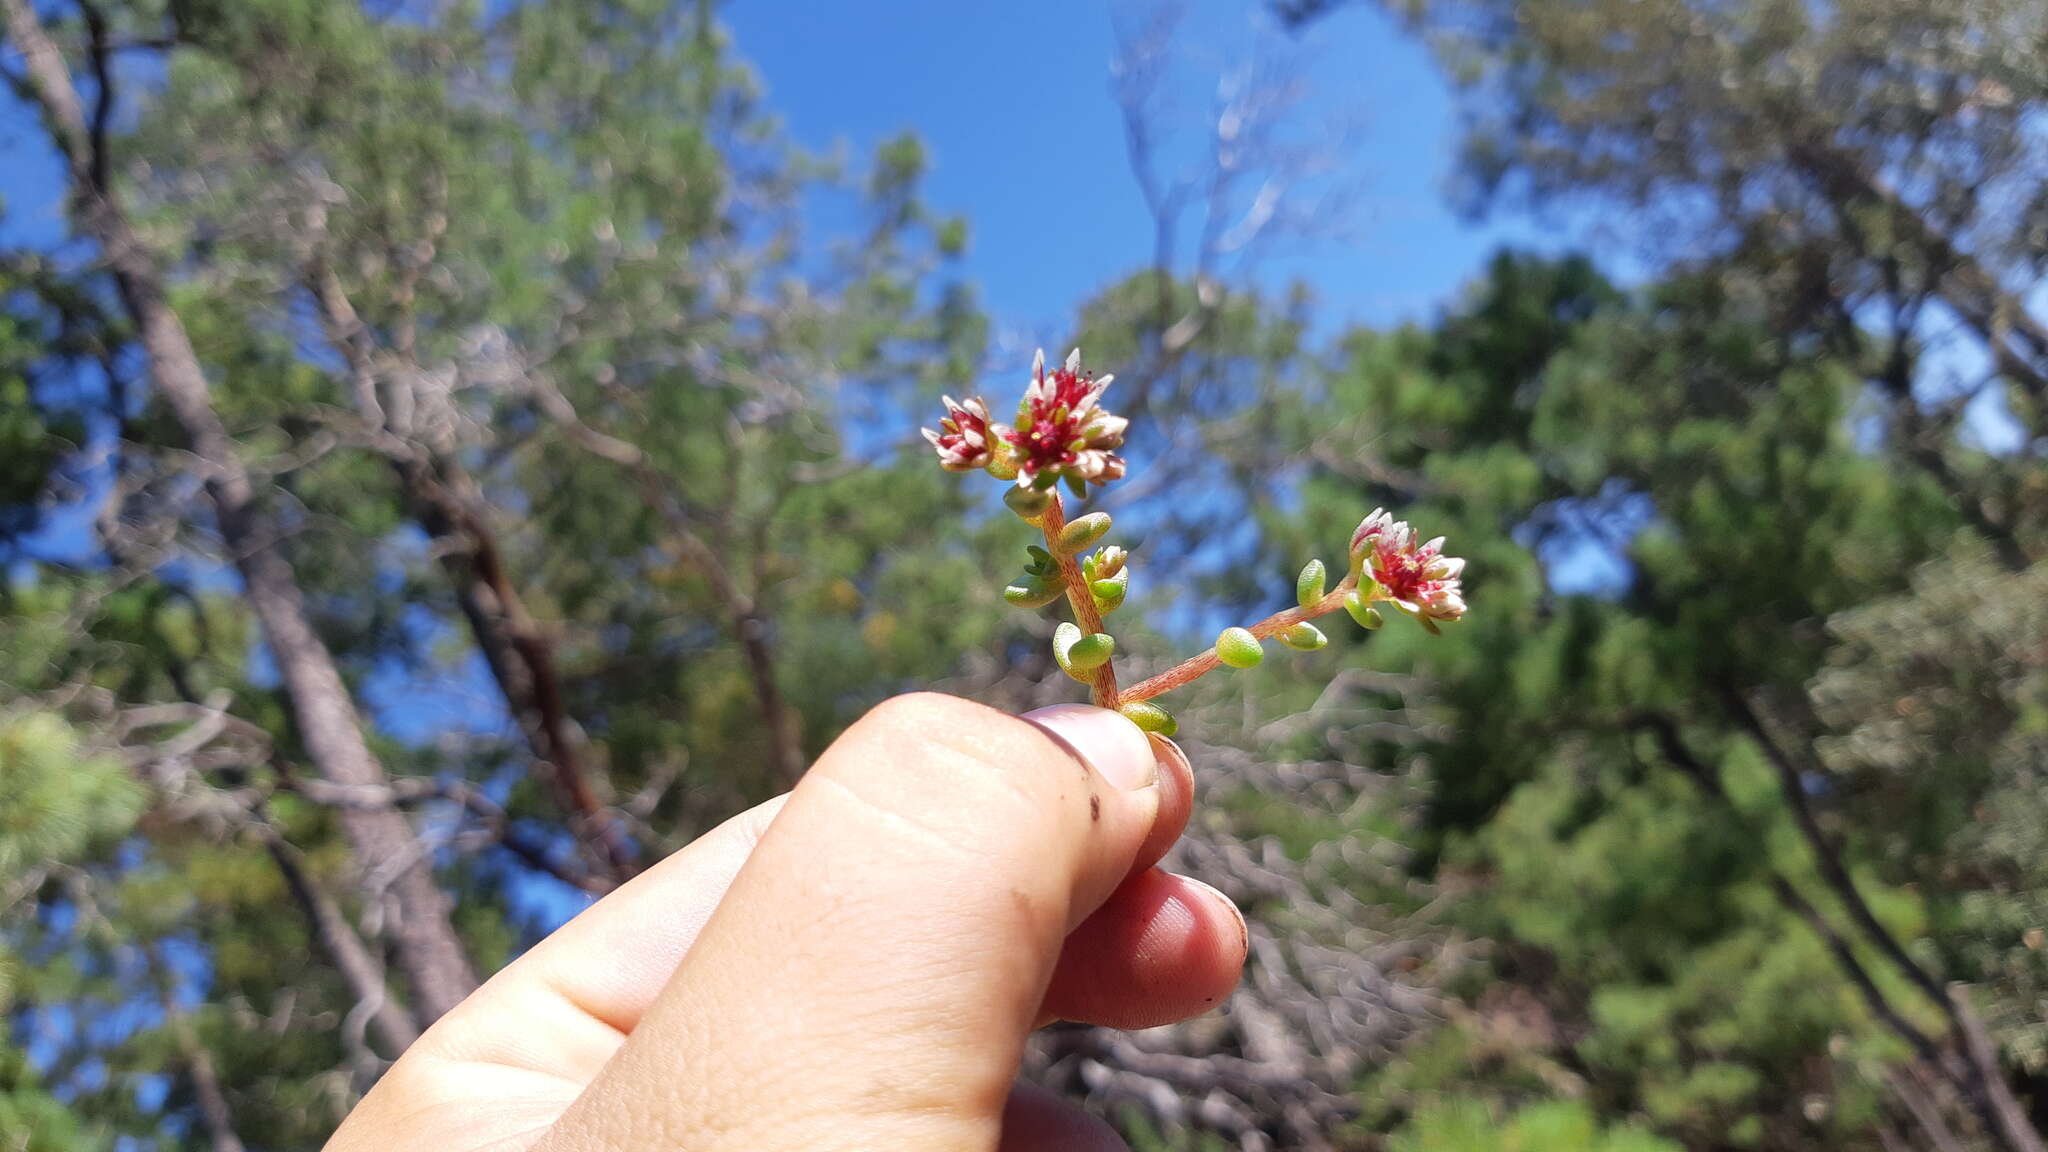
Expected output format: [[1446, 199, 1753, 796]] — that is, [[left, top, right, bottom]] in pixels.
[[1089, 414, 1129, 444]]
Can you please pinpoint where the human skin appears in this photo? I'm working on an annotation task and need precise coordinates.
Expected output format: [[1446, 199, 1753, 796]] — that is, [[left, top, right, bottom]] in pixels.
[[324, 693, 1248, 1152]]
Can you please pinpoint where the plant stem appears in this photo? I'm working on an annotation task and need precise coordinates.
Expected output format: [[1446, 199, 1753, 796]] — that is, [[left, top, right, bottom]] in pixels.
[[1038, 492, 1120, 709], [1120, 576, 1363, 704]]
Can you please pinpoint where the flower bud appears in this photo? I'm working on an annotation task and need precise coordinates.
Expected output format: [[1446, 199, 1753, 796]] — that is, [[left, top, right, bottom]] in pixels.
[[1296, 558, 1327, 608], [1119, 700, 1178, 737], [1004, 485, 1051, 521], [1057, 512, 1112, 552], [922, 395, 998, 472], [1084, 545, 1127, 582], [1215, 626, 1264, 669], [1279, 622, 1328, 651]]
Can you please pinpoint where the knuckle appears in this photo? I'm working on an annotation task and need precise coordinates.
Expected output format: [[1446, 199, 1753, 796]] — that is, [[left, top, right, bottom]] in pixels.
[[859, 690, 986, 737]]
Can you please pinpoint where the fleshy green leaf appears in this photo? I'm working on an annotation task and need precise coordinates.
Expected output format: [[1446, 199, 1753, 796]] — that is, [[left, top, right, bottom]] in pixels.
[[1091, 581, 1125, 613], [1215, 626, 1264, 669], [1344, 591, 1383, 630], [1004, 576, 1063, 608], [1090, 569, 1130, 613], [1119, 700, 1178, 737], [1053, 623, 1114, 680], [1067, 632, 1115, 671], [1057, 512, 1112, 552], [1052, 621, 1084, 668], [1296, 559, 1327, 608], [1279, 622, 1328, 651], [1005, 485, 1051, 520]]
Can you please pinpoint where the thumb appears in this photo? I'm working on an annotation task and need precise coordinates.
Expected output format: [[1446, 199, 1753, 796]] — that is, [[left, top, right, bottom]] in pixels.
[[536, 693, 1166, 1152]]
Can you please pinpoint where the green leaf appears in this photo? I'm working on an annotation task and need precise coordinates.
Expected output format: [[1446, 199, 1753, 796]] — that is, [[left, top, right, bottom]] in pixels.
[[1091, 573, 1128, 614], [1057, 512, 1112, 552], [1215, 626, 1264, 668], [1053, 623, 1115, 679], [1279, 622, 1328, 651], [1004, 484, 1050, 520], [1052, 621, 1084, 666], [1344, 591, 1383, 630], [1296, 558, 1327, 607], [1118, 700, 1178, 737], [1068, 632, 1115, 671], [1003, 577, 1063, 609]]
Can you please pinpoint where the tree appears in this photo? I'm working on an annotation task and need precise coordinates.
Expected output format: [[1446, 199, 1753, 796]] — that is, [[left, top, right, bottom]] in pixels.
[[1, 0, 989, 1144], [3, 0, 479, 1027]]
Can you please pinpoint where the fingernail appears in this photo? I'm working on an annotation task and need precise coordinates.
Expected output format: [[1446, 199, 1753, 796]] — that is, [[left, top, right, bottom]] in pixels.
[[1146, 731, 1190, 779], [1024, 704, 1158, 790]]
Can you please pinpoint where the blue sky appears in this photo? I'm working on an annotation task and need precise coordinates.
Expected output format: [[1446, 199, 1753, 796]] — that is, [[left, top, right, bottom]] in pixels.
[[716, 0, 1547, 338], [1, 4, 1537, 314]]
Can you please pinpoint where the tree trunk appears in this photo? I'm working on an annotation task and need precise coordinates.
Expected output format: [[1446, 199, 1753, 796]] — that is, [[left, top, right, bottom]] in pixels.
[[3, 0, 477, 1023], [264, 829, 423, 1056], [309, 270, 634, 883], [735, 605, 808, 788], [1719, 691, 2048, 1152]]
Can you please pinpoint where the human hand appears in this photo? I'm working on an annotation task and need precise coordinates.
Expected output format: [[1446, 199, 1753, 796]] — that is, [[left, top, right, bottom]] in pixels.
[[325, 693, 1247, 1151]]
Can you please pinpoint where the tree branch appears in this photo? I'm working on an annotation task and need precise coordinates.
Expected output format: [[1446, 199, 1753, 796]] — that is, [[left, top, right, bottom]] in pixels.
[[2, 0, 477, 1021]]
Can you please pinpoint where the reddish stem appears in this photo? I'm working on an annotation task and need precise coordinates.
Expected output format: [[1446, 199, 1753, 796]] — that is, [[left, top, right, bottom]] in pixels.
[[1038, 493, 1120, 710], [1120, 577, 1363, 704]]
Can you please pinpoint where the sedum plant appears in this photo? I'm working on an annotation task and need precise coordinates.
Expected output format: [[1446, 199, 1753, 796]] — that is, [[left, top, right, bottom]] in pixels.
[[926, 349, 1468, 737]]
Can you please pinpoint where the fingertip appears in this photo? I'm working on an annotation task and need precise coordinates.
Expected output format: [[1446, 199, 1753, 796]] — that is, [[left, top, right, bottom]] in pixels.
[[1042, 868, 1247, 1030], [1134, 733, 1193, 872], [1000, 1082, 1130, 1152]]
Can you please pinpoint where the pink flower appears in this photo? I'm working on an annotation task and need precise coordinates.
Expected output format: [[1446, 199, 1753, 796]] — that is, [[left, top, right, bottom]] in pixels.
[[1005, 349, 1128, 488], [1351, 508, 1467, 623], [922, 395, 999, 473]]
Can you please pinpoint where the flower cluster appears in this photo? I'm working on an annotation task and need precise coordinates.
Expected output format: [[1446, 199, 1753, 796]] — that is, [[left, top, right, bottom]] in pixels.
[[1007, 349, 1127, 488], [923, 395, 997, 473], [921, 349, 1127, 492], [925, 349, 1469, 733], [1349, 508, 1468, 627]]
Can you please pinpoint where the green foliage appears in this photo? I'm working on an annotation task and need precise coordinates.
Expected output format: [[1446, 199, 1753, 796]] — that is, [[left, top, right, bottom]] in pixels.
[[1391, 1098, 1680, 1152], [0, 713, 143, 887]]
